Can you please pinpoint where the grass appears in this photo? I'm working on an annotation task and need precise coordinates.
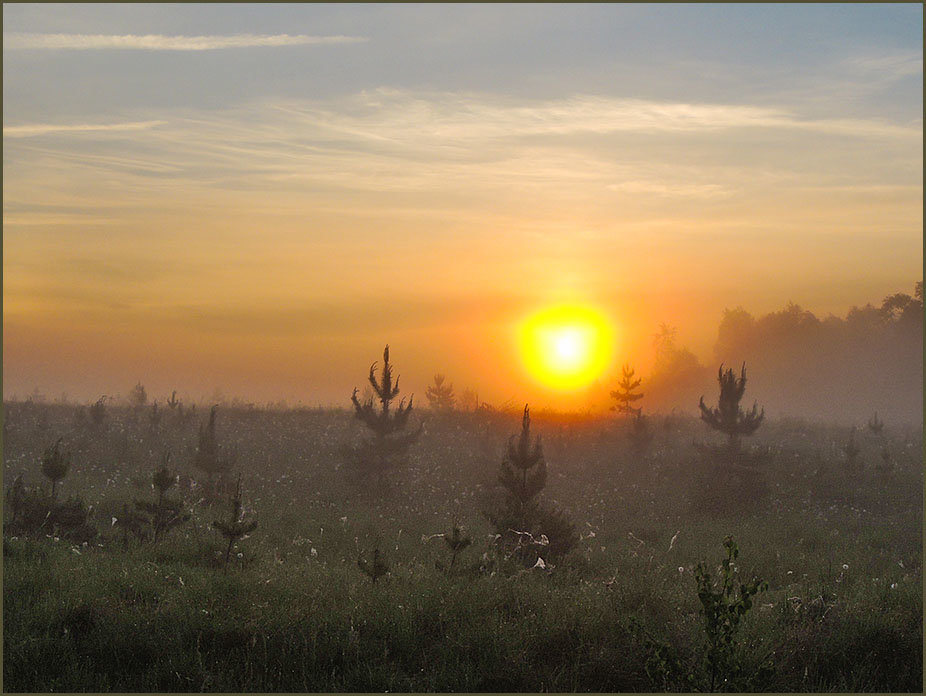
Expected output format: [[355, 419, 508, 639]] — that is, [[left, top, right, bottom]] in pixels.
[[2, 401, 922, 692]]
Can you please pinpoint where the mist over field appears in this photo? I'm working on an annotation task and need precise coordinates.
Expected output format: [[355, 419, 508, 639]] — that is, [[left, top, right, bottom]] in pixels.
[[3, 4, 922, 694]]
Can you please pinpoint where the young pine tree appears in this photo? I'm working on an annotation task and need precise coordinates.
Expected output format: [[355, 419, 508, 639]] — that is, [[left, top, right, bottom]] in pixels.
[[194, 405, 233, 498], [497, 405, 547, 529], [867, 411, 884, 436], [426, 374, 456, 411], [357, 546, 389, 584], [698, 363, 764, 451], [610, 364, 644, 416], [434, 524, 472, 574], [843, 426, 861, 470], [134, 453, 190, 543], [346, 345, 421, 490], [89, 396, 107, 429], [488, 405, 578, 563], [212, 473, 257, 572], [41, 438, 70, 500]]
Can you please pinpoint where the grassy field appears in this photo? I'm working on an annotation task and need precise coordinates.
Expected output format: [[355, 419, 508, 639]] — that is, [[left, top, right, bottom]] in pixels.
[[3, 400, 922, 692]]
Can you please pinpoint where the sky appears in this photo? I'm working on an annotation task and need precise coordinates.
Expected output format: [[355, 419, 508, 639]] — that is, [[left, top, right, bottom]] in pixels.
[[3, 3, 923, 409]]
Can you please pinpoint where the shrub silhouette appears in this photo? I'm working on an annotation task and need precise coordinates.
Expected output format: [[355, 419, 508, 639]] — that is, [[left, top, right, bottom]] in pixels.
[[699, 364, 764, 450], [345, 345, 420, 490]]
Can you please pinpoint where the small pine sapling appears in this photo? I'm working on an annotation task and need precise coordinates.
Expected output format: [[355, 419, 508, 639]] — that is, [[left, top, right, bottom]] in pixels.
[[867, 411, 884, 436], [129, 382, 148, 409], [488, 406, 578, 564], [115, 502, 150, 548], [41, 438, 70, 500], [135, 453, 190, 543], [433, 524, 472, 573], [48, 497, 97, 544], [695, 536, 769, 692], [346, 345, 421, 490], [148, 401, 161, 432], [426, 374, 456, 411], [166, 390, 180, 410], [610, 364, 644, 416], [497, 405, 546, 528], [842, 427, 861, 470], [212, 473, 257, 572], [194, 405, 233, 498], [89, 396, 107, 428], [5, 474, 27, 524], [629, 410, 654, 456], [875, 445, 893, 475], [358, 546, 389, 584], [699, 363, 764, 451]]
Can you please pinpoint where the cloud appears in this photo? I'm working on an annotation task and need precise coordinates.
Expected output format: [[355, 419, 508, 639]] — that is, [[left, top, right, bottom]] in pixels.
[[843, 51, 923, 80], [4, 120, 167, 138], [3, 32, 367, 51]]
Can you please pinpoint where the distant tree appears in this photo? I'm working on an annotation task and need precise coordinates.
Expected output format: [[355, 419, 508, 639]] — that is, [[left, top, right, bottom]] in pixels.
[[166, 391, 180, 410], [129, 382, 148, 409], [459, 388, 479, 413], [698, 364, 764, 451], [610, 364, 644, 416], [212, 473, 257, 573], [426, 374, 456, 411], [652, 322, 678, 356], [41, 438, 70, 500], [345, 345, 420, 490]]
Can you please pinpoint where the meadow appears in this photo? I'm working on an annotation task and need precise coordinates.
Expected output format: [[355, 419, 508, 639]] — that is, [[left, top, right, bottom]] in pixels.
[[2, 397, 922, 692]]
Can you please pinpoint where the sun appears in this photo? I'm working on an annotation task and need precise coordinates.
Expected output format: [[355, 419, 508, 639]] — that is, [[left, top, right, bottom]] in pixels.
[[518, 304, 616, 391]]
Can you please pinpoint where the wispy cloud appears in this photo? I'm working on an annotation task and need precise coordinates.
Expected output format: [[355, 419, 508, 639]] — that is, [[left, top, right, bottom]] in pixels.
[[3, 32, 367, 51], [4, 120, 167, 138]]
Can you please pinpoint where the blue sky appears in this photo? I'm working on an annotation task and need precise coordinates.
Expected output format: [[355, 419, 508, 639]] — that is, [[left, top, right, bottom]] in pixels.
[[5, 4, 922, 118]]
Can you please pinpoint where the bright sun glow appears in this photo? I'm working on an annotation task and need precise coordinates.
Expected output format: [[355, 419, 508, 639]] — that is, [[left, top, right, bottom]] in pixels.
[[518, 304, 616, 391]]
